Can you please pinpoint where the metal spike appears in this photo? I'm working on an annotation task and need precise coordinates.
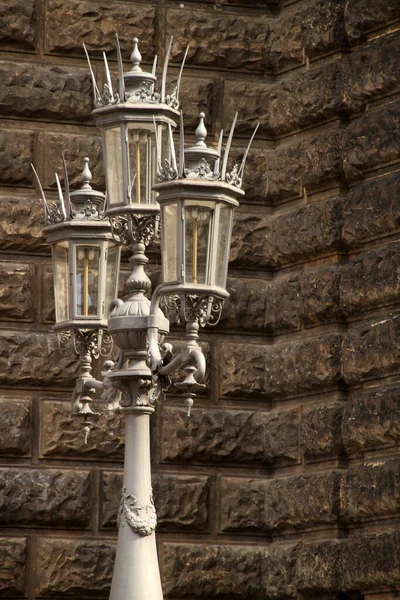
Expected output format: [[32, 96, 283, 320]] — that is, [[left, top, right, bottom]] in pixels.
[[178, 111, 185, 178], [152, 54, 158, 76], [168, 124, 177, 171], [161, 36, 173, 102], [176, 45, 189, 100], [103, 51, 114, 101], [61, 153, 71, 218], [214, 129, 224, 176], [115, 34, 125, 102], [238, 123, 260, 179], [31, 164, 49, 221], [55, 172, 67, 220], [83, 43, 101, 103], [153, 116, 161, 172], [221, 112, 238, 181]]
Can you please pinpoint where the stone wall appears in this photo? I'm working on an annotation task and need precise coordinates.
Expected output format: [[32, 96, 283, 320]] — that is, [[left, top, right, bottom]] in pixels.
[[0, 0, 400, 598]]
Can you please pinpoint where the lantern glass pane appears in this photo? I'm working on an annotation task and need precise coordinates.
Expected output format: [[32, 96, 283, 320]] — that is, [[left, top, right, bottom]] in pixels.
[[105, 244, 121, 315], [104, 127, 123, 205], [53, 242, 69, 323], [75, 245, 101, 317], [215, 204, 233, 289], [162, 203, 178, 283], [127, 124, 156, 205], [184, 203, 213, 285]]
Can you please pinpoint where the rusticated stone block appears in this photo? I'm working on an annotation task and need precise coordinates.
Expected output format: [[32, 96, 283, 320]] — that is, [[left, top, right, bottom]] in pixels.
[[265, 274, 302, 332], [341, 31, 400, 115], [0, 537, 27, 596], [229, 146, 268, 204], [221, 277, 270, 333], [160, 407, 299, 466], [342, 173, 400, 247], [0, 263, 33, 321], [0, 331, 78, 387], [220, 471, 342, 533], [223, 80, 272, 136], [0, 398, 30, 455], [262, 543, 299, 599], [342, 458, 400, 523], [0, 195, 46, 253], [342, 385, 400, 453], [46, 0, 155, 57], [341, 530, 400, 592], [101, 471, 208, 531], [0, 128, 35, 185], [345, 0, 400, 43], [343, 103, 400, 184], [167, 8, 269, 71], [299, 265, 341, 325], [341, 244, 400, 316], [43, 131, 103, 190], [264, 129, 345, 201], [342, 313, 400, 385], [220, 334, 342, 398], [0, 0, 36, 48], [179, 77, 215, 132], [301, 402, 344, 460], [296, 539, 343, 593], [0, 61, 92, 121], [230, 198, 343, 269], [162, 543, 262, 599], [0, 468, 90, 526], [36, 537, 114, 596], [41, 265, 54, 324], [41, 400, 124, 459], [265, 0, 346, 70]]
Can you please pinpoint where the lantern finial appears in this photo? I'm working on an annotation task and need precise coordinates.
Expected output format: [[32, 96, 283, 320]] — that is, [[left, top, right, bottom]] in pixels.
[[81, 157, 92, 190], [130, 38, 142, 73], [195, 112, 207, 147]]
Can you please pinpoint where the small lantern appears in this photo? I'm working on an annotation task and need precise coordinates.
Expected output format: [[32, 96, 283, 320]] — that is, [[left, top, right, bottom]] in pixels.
[[88, 37, 181, 218], [43, 158, 120, 334]]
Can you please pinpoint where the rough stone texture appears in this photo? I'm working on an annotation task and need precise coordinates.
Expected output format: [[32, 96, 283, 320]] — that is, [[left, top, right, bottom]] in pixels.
[[0, 128, 35, 185], [179, 77, 215, 131], [41, 400, 124, 459], [0, 468, 90, 526], [0, 537, 27, 596], [220, 334, 342, 398], [342, 385, 400, 454], [262, 543, 299, 600], [162, 543, 262, 599], [101, 471, 209, 531], [36, 537, 114, 596], [46, 0, 156, 57], [221, 276, 270, 333], [229, 145, 268, 204], [220, 471, 342, 533], [301, 402, 344, 460], [0, 0, 36, 48], [345, 0, 400, 44], [0, 262, 34, 321], [0, 398, 30, 456], [0, 61, 92, 121], [161, 407, 299, 466], [167, 8, 269, 71], [0, 195, 47, 252], [0, 331, 78, 387], [296, 539, 343, 593]]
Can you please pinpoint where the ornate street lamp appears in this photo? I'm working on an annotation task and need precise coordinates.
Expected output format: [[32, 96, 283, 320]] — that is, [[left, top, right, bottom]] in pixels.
[[36, 36, 257, 600]]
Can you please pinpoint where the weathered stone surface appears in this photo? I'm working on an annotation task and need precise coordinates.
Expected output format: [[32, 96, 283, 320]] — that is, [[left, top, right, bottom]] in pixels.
[[341, 244, 400, 316], [262, 543, 299, 600], [0, 262, 33, 321], [221, 277, 270, 333], [220, 471, 341, 533], [44, 131, 104, 190], [264, 273, 302, 332], [0, 128, 35, 185], [0, 398, 30, 455], [342, 173, 400, 247], [161, 407, 299, 466], [0, 468, 90, 526], [342, 459, 400, 523], [162, 543, 262, 599], [47, 0, 155, 57], [342, 385, 400, 454], [220, 334, 342, 398], [301, 402, 344, 460], [0, 61, 92, 121], [345, 0, 400, 43], [0, 331, 78, 386], [265, 129, 345, 201], [101, 471, 208, 531], [168, 8, 269, 71], [0, 537, 27, 596], [296, 539, 343, 593], [299, 264, 341, 325], [265, 0, 346, 70], [0, 195, 47, 252], [342, 313, 400, 385], [229, 145, 268, 204], [179, 77, 215, 132], [0, 0, 36, 48], [223, 80, 272, 136], [36, 537, 114, 596], [41, 400, 124, 459]]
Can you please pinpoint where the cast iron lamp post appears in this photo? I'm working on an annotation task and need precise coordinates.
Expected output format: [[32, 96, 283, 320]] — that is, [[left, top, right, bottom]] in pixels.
[[35, 37, 257, 600]]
